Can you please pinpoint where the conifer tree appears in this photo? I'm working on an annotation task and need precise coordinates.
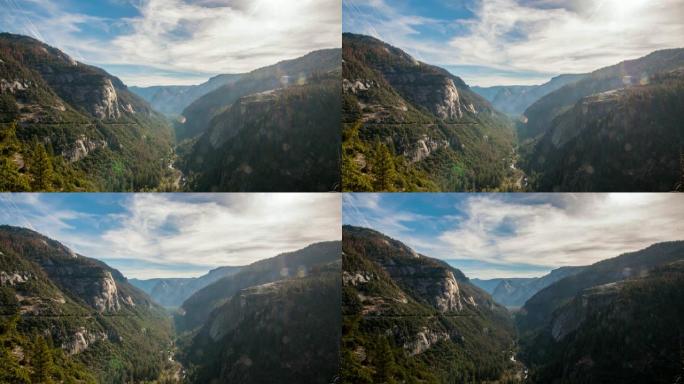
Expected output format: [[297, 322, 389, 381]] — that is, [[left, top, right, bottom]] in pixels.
[[372, 141, 396, 191], [31, 336, 54, 384], [30, 142, 54, 191]]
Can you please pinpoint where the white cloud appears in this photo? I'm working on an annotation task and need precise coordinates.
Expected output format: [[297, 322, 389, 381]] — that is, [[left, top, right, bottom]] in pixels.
[[343, 193, 684, 279], [0, 193, 341, 279], [1, 0, 341, 85], [343, 0, 684, 86]]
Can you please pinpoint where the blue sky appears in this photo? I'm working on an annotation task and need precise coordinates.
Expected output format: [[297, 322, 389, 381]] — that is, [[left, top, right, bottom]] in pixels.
[[0, 193, 341, 279], [343, 193, 684, 279], [0, 0, 341, 86], [343, 0, 684, 86]]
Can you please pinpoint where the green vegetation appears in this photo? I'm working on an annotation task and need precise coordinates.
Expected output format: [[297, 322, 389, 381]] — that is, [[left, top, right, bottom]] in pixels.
[[341, 33, 520, 192], [0, 315, 97, 384], [181, 71, 341, 192], [520, 248, 684, 383], [341, 226, 523, 384], [180, 265, 341, 384], [0, 226, 177, 383], [0, 33, 174, 192]]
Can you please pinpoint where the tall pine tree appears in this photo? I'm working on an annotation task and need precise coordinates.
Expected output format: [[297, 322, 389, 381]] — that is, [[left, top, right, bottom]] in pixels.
[[31, 336, 54, 384], [30, 141, 54, 191], [372, 141, 397, 191]]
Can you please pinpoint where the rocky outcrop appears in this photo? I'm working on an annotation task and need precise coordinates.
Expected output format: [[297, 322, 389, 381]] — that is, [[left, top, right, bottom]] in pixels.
[[380, 261, 464, 313], [0, 78, 31, 92], [386, 72, 464, 121], [61, 134, 107, 162], [550, 283, 621, 341], [405, 135, 449, 163], [403, 327, 450, 356], [61, 327, 108, 355], [0, 271, 30, 286]]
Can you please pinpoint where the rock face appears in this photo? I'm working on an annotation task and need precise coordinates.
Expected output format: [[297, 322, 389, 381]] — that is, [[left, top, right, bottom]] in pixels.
[[519, 258, 684, 384], [61, 327, 108, 355], [181, 71, 341, 192], [180, 252, 341, 384], [61, 134, 107, 162], [523, 67, 684, 192], [176, 241, 341, 333], [341, 225, 520, 383]]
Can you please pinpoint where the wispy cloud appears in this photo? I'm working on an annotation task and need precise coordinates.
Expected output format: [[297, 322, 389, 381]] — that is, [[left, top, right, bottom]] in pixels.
[[343, 193, 684, 279], [1, 0, 341, 86], [343, 0, 684, 86], [0, 193, 341, 279]]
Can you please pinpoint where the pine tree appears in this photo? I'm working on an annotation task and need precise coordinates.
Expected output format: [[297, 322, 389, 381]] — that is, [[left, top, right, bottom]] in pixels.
[[30, 142, 54, 191], [374, 337, 398, 384], [31, 336, 54, 383], [372, 141, 397, 191]]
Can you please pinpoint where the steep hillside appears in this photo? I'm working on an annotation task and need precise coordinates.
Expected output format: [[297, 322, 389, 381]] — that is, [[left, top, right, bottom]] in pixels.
[[517, 244, 684, 383], [342, 33, 518, 192], [0, 33, 174, 191], [129, 266, 241, 307], [517, 241, 684, 334], [130, 73, 242, 117], [519, 48, 684, 141], [176, 241, 341, 333], [472, 266, 584, 308], [341, 226, 522, 384], [472, 74, 586, 116], [180, 261, 341, 384], [0, 226, 175, 383], [180, 71, 341, 191], [178, 48, 340, 141], [523, 68, 684, 191]]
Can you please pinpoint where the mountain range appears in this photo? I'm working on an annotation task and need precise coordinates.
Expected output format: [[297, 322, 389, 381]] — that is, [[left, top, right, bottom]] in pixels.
[[341, 33, 684, 192], [472, 266, 585, 308], [0, 226, 343, 384], [520, 49, 684, 191], [1, 33, 342, 192], [175, 240, 342, 384], [130, 73, 242, 118], [516, 241, 684, 383], [472, 74, 586, 116], [341, 225, 523, 383], [129, 265, 241, 307], [0, 225, 176, 383], [342, 33, 520, 192], [0, 33, 175, 192]]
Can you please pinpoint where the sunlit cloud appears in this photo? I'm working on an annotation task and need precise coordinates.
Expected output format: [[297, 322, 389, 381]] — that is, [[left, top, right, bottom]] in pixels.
[[0, 193, 341, 279], [343, 0, 684, 86], [343, 193, 684, 279], [1, 0, 341, 86]]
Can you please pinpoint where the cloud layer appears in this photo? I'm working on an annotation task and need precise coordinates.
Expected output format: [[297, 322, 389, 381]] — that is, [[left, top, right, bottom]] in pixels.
[[343, 0, 684, 86], [0, 193, 341, 279], [1, 0, 341, 85], [343, 193, 684, 279]]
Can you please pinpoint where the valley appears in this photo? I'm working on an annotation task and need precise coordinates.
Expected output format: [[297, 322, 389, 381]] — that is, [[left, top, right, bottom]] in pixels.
[[340, 225, 684, 384], [342, 32, 684, 192], [0, 33, 341, 192], [0, 225, 342, 384]]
